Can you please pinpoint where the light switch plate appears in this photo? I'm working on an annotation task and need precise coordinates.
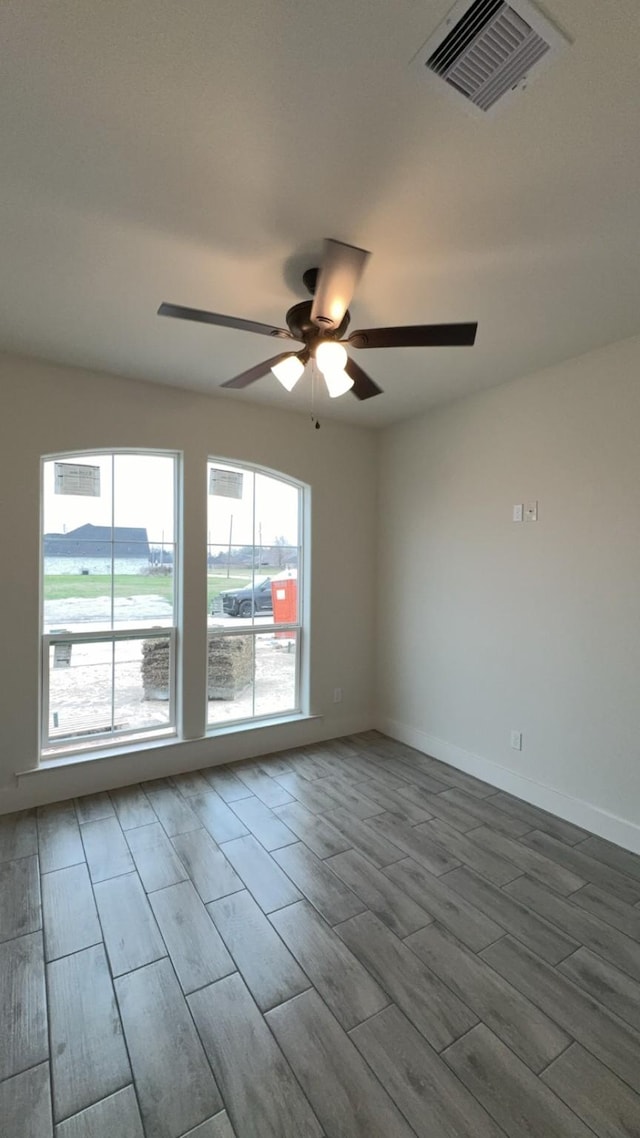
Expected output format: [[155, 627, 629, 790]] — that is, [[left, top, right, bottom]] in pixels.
[[513, 504, 524, 522], [525, 501, 538, 522]]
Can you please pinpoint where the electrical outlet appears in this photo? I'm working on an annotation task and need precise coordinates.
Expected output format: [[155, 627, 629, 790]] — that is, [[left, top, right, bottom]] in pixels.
[[513, 504, 524, 522], [333, 687, 343, 704], [510, 730, 523, 751]]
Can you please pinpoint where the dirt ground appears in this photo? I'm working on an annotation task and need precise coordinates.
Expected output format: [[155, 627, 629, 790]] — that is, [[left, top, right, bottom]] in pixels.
[[45, 596, 297, 748]]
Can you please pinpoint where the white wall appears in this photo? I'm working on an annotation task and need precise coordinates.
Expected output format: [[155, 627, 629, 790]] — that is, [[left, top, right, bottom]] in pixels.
[[5, 335, 640, 848], [377, 334, 640, 852], [0, 352, 377, 811]]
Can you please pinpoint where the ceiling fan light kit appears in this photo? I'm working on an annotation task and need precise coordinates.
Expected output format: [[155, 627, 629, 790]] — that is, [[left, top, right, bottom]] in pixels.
[[158, 237, 478, 403], [324, 369, 355, 399], [315, 339, 348, 376], [271, 353, 305, 391]]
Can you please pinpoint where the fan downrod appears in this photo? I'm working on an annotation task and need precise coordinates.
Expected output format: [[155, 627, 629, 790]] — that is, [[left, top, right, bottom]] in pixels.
[[302, 267, 319, 296]]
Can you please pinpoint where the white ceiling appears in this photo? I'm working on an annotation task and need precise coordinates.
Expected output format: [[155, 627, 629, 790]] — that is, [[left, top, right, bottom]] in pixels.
[[1, 1, 639, 427]]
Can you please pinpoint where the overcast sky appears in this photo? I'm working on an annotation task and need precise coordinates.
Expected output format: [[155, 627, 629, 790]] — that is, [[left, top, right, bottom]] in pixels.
[[43, 455, 299, 549]]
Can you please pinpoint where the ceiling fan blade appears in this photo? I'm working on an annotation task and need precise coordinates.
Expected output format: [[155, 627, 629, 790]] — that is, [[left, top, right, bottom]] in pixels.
[[311, 239, 370, 332], [345, 356, 383, 401], [221, 353, 295, 390], [158, 302, 297, 341], [348, 322, 478, 349]]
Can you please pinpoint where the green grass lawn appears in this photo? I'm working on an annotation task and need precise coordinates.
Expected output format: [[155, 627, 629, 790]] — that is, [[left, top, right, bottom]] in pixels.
[[43, 569, 279, 606]]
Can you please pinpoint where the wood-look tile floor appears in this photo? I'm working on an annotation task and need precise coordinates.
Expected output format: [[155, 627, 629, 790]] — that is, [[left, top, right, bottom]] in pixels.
[[2, 731, 640, 1137]]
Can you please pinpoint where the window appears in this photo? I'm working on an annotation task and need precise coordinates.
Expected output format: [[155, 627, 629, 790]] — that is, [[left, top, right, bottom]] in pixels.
[[39, 452, 305, 759], [41, 451, 178, 755], [206, 460, 304, 728]]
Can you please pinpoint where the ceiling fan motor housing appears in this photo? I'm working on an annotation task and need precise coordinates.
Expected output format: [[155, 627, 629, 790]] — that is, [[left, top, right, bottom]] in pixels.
[[285, 299, 350, 346]]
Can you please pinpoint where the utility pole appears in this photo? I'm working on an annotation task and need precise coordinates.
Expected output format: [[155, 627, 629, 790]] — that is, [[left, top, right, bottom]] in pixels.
[[226, 515, 233, 578]]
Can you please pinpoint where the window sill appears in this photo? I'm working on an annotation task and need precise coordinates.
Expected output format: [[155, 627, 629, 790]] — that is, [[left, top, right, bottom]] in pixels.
[[207, 710, 320, 739], [18, 712, 322, 778]]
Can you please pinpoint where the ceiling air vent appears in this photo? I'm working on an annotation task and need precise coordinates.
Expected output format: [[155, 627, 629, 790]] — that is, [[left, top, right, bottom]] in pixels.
[[414, 0, 569, 115]]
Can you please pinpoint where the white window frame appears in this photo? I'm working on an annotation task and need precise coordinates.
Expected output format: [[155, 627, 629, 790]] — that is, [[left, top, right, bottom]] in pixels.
[[41, 628, 177, 753], [40, 449, 180, 758], [206, 459, 307, 733]]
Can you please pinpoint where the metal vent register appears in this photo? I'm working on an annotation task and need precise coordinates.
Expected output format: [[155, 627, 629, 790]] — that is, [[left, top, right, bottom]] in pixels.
[[415, 0, 568, 114]]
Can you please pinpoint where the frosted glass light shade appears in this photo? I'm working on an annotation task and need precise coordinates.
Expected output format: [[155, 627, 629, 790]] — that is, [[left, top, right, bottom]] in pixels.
[[315, 340, 348, 376], [324, 368, 354, 398], [271, 354, 305, 391]]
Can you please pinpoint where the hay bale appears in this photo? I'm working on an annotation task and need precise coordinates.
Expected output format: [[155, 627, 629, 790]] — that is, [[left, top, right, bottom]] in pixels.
[[141, 638, 171, 700], [207, 633, 252, 699], [141, 633, 253, 701]]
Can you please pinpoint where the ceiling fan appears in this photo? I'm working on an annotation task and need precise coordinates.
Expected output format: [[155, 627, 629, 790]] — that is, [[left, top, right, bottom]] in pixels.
[[158, 239, 478, 401]]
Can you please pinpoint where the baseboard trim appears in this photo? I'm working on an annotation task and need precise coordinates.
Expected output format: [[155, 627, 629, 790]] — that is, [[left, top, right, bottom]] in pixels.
[[377, 717, 640, 855], [2, 712, 373, 815]]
